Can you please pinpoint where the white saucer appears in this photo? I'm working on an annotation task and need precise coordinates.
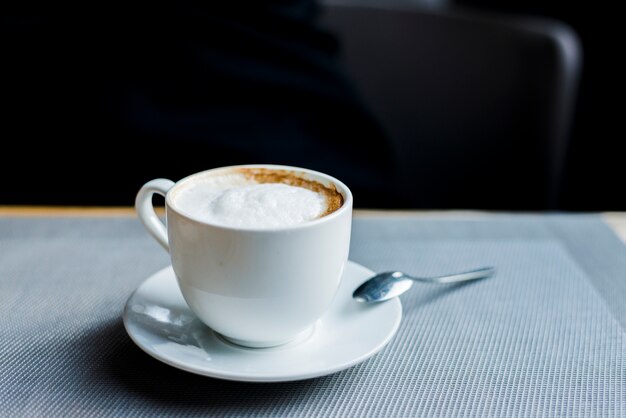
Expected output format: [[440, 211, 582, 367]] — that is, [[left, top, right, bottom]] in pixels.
[[123, 261, 402, 382]]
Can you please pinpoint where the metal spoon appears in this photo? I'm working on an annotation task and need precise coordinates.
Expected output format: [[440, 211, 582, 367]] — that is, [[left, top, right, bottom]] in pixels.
[[353, 267, 496, 303]]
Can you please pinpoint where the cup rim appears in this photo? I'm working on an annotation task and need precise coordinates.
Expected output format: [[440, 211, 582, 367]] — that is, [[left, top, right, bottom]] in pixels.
[[164, 164, 353, 232]]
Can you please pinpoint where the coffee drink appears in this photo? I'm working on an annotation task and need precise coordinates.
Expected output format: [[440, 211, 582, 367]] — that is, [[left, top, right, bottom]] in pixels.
[[171, 168, 344, 228], [136, 165, 352, 347]]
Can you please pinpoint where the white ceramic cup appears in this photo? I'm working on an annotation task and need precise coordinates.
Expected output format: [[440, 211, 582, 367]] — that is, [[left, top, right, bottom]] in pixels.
[[135, 164, 353, 348]]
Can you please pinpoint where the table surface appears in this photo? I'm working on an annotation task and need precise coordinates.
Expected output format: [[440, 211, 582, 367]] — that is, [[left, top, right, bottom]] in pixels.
[[1, 206, 625, 242], [2, 207, 625, 417]]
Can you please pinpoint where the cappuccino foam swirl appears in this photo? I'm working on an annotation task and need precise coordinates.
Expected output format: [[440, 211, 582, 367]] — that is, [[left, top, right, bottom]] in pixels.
[[173, 170, 342, 228]]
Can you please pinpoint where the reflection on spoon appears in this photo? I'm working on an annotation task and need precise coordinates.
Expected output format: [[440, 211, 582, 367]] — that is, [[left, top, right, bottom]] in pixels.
[[353, 267, 496, 303]]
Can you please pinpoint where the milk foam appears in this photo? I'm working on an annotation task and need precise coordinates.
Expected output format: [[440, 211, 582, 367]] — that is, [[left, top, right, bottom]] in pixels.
[[173, 173, 328, 228]]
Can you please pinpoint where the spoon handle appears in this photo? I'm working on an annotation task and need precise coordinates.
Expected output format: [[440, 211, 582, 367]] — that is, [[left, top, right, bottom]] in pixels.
[[413, 267, 495, 284]]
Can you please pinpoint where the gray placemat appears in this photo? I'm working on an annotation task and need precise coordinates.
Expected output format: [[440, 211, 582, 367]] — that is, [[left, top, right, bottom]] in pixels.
[[1, 215, 625, 417]]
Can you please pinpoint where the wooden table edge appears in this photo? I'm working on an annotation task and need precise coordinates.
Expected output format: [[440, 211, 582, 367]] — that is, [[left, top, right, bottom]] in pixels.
[[1, 206, 625, 243]]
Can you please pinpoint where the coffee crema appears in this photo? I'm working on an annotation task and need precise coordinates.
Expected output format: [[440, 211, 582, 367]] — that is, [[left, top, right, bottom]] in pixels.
[[172, 168, 344, 228]]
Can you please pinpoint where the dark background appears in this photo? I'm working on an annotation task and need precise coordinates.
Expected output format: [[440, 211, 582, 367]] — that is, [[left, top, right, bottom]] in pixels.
[[455, 0, 625, 210], [1, 2, 623, 210], [0, 7, 395, 208]]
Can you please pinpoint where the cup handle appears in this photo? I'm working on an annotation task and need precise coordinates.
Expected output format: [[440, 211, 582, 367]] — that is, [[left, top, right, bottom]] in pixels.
[[135, 178, 175, 252]]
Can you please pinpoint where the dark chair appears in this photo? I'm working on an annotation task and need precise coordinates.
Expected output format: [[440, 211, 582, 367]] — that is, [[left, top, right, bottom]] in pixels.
[[321, 1, 582, 209]]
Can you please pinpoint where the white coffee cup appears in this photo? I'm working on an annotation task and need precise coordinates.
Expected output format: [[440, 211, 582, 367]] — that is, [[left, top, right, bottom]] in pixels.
[[135, 164, 353, 348]]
